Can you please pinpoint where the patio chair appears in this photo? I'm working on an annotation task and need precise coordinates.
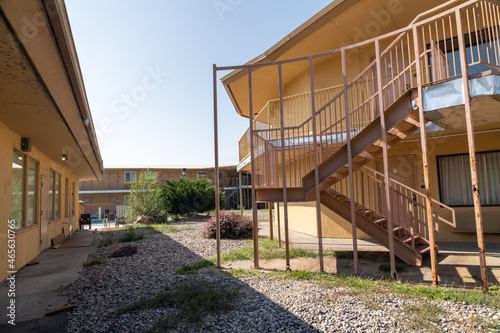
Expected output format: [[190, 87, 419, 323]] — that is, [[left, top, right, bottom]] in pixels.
[[80, 214, 91, 230]]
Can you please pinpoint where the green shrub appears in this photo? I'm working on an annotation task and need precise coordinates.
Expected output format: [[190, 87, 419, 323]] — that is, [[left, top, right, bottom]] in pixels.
[[127, 170, 167, 223], [201, 211, 252, 239], [176, 260, 215, 275], [160, 178, 223, 216]]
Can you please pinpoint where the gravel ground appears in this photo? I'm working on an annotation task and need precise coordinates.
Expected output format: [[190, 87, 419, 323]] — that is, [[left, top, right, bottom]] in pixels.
[[61, 219, 499, 333]]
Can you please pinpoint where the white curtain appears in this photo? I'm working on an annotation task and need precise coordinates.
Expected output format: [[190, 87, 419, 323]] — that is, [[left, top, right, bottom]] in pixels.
[[439, 151, 500, 206]]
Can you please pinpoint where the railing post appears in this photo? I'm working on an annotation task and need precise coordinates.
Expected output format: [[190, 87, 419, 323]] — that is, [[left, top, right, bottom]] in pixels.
[[278, 63, 291, 270], [239, 171, 244, 217], [375, 39, 397, 280], [277, 202, 282, 248], [248, 67, 259, 269], [413, 26, 439, 286], [213, 64, 221, 269], [269, 203, 274, 240], [342, 49, 359, 275], [309, 57, 324, 272], [456, 8, 488, 292]]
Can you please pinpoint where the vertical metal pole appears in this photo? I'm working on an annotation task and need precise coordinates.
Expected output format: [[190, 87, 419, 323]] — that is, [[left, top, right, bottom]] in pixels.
[[309, 58, 324, 272], [278, 63, 291, 270], [342, 50, 359, 275], [268, 204, 274, 240], [213, 64, 221, 268], [248, 68, 259, 269], [413, 26, 438, 286], [277, 202, 282, 248], [239, 171, 244, 217], [456, 10, 488, 291], [375, 40, 397, 280]]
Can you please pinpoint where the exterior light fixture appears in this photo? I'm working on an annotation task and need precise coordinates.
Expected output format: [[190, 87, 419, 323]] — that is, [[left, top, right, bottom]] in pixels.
[[182, 168, 186, 177], [62, 155, 69, 161]]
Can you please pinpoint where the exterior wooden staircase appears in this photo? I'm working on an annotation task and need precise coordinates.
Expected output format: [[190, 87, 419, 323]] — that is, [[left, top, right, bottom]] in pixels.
[[321, 189, 433, 266]]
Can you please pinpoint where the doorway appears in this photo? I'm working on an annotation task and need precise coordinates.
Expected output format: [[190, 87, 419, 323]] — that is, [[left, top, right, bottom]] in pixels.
[[109, 172, 119, 190]]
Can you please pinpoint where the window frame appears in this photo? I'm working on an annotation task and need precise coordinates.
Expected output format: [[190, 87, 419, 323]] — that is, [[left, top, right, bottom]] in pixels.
[[124, 171, 137, 183], [197, 171, 207, 179], [437, 150, 500, 207], [49, 169, 62, 221], [11, 150, 39, 230]]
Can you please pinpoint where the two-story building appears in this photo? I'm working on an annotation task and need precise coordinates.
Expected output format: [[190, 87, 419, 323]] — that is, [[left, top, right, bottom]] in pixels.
[[216, 0, 500, 276], [79, 166, 250, 218]]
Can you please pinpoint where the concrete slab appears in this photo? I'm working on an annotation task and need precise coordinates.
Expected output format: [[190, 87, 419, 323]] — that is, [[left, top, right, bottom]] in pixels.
[[0, 230, 100, 326]]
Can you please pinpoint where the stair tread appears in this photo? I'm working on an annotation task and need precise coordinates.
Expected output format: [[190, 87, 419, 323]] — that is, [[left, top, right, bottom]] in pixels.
[[400, 235, 420, 243], [415, 244, 431, 254]]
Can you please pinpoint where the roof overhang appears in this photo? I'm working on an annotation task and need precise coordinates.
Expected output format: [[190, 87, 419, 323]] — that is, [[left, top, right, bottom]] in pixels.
[[0, 0, 103, 181], [221, 0, 456, 119]]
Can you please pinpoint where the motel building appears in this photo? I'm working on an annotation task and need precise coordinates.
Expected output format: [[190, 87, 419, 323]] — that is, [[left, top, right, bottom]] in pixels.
[[0, 0, 103, 282], [215, 0, 500, 285]]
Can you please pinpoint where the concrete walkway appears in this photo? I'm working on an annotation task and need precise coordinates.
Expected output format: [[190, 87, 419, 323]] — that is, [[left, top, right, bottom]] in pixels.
[[0, 230, 99, 329]]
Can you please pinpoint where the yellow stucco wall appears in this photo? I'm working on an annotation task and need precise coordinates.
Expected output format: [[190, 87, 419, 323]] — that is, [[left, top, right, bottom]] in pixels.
[[277, 129, 500, 243], [1, 120, 81, 281]]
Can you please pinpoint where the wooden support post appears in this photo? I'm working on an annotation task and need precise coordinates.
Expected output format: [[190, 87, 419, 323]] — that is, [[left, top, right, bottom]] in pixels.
[[269, 204, 274, 240], [375, 40, 397, 280], [456, 10, 488, 291], [413, 26, 438, 286], [342, 50, 359, 275], [248, 68, 259, 269], [277, 202, 282, 248], [239, 171, 244, 217], [309, 58, 324, 272], [213, 64, 221, 268], [278, 64, 291, 270]]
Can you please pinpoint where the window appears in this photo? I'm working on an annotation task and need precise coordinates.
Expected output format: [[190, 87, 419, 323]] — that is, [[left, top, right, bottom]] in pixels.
[[49, 169, 61, 220], [197, 171, 207, 179], [11, 151, 38, 229], [65, 178, 69, 218], [125, 171, 136, 183], [27, 158, 37, 227], [438, 151, 500, 206], [11, 150, 25, 229], [124, 195, 130, 203]]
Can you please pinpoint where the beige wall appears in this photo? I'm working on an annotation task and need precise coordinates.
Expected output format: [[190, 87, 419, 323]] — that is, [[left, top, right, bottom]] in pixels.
[[277, 129, 500, 243], [1, 120, 80, 281]]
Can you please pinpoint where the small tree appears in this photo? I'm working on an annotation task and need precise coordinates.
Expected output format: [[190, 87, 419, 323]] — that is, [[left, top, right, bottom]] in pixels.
[[127, 170, 166, 222], [161, 178, 222, 216]]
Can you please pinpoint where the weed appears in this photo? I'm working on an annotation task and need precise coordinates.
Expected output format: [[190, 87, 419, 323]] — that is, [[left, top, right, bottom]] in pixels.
[[98, 239, 113, 248], [118, 229, 144, 243], [118, 279, 238, 330], [176, 260, 215, 275], [151, 224, 182, 233], [83, 259, 104, 267], [402, 303, 445, 333]]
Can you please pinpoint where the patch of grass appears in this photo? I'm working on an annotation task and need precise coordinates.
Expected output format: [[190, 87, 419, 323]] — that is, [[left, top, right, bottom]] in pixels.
[[83, 259, 104, 267], [176, 260, 215, 275], [218, 239, 320, 262], [226, 269, 500, 308], [332, 251, 354, 259], [402, 303, 445, 333], [378, 262, 407, 273], [117, 229, 144, 243], [98, 239, 113, 248], [150, 224, 182, 233], [118, 280, 238, 330]]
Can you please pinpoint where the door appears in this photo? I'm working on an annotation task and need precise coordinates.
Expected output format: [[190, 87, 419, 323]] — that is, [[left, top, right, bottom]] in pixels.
[[40, 175, 49, 251], [109, 172, 119, 190]]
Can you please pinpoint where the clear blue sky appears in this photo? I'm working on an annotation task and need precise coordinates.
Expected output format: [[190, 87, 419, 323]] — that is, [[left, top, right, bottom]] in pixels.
[[66, 0, 332, 167]]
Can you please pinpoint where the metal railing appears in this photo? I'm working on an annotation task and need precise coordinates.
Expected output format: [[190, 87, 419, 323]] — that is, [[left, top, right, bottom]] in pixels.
[[242, 0, 500, 189], [80, 203, 130, 222], [330, 166, 456, 246]]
